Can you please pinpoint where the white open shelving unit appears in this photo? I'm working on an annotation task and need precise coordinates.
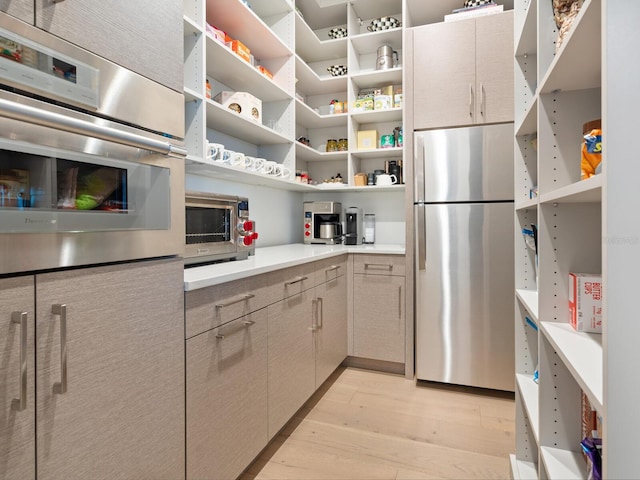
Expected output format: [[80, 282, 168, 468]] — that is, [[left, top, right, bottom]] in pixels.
[[512, 0, 640, 478]]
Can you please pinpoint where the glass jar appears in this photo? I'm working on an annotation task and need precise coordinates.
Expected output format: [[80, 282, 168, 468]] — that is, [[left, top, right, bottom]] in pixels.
[[326, 139, 338, 152], [337, 138, 348, 151]]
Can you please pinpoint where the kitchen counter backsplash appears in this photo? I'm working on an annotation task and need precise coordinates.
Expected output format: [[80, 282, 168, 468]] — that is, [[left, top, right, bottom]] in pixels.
[[183, 243, 405, 291]]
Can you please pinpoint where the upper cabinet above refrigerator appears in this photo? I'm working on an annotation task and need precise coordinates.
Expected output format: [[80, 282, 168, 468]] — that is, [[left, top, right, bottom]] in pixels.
[[411, 11, 514, 130]]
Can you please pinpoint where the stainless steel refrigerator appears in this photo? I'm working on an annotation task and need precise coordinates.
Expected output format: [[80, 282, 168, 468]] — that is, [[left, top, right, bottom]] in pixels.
[[414, 123, 514, 391]]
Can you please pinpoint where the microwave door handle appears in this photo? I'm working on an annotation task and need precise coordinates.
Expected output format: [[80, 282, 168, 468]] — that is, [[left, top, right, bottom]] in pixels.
[[0, 98, 187, 158]]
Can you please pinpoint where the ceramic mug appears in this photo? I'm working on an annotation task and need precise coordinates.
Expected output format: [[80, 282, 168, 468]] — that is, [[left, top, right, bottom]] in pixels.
[[206, 142, 225, 161], [230, 151, 248, 169], [253, 157, 267, 172], [245, 156, 257, 171], [376, 173, 397, 186], [219, 148, 234, 164], [260, 160, 276, 175], [274, 164, 292, 179]]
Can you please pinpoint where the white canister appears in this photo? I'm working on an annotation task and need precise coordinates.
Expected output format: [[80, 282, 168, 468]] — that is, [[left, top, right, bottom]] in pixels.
[[363, 214, 375, 244]]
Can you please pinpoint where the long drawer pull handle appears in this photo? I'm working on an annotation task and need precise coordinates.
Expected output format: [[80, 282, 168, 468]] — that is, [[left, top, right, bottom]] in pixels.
[[326, 265, 340, 272], [215, 319, 256, 339], [11, 311, 28, 410], [317, 297, 324, 329], [285, 276, 308, 286], [364, 263, 393, 270], [215, 293, 255, 310], [52, 304, 68, 394]]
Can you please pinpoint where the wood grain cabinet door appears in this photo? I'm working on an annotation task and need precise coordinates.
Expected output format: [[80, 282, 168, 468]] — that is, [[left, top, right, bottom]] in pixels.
[[353, 274, 405, 364], [0, 1, 33, 24], [186, 309, 268, 480], [34, 0, 183, 91], [475, 11, 514, 125], [314, 275, 347, 389], [35, 259, 185, 480], [0, 276, 35, 480], [412, 20, 476, 130], [267, 289, 315, 439]]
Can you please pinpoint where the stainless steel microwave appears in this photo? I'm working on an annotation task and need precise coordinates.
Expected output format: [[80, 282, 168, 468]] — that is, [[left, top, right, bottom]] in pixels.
[[0, 13, 186, 275], [184, 192, 257, 266]]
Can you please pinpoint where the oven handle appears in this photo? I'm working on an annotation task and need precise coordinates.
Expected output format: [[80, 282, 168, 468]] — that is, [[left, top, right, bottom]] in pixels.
[[0, 98, 187, 158]]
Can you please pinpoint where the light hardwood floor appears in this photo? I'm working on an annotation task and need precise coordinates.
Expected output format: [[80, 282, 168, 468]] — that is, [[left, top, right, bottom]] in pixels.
[[242, 366, 515, 480]]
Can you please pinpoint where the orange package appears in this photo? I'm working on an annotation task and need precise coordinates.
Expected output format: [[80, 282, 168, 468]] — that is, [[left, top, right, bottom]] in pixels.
[[581, 128, 602, 179]]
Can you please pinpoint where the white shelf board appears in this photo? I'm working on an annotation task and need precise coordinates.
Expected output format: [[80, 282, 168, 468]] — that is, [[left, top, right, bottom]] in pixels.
[[295, 143, 348, 163], [540, 321, 603, 412], [350, 108, 403, 124], [540, 447, 585, 480], [539, 0, 601, 94], [184, 87, 202, 103], [206, 0, 293, 60], [515, 198, 539, 211], [295, 12, 348, 62], [295, 55, 348, 96], [351, 0, 403, 24], [540, 175, 603, 205], [350, 68, 403, 89], [516, 289, 539, 323], [509, 455, 538, 480], [345, 185, 405, 193], [205, 100, 291, 145], [295, 100, 348, 129], [515, 0, 537, 56], [351, 147, 404, 160], [516, 373, 540, 443], [185, 158, 315, 192], [350, 28, 402, 54], [184, 15, 202, 36], [295, 0, 346, 33], [206, 37, 292, 102], [515, 95, 538, 137]]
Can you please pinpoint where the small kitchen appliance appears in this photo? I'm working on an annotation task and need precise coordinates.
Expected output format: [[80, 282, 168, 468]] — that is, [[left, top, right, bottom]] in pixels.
[[344, 207, 362, 245], [304, 201, 342, 244], [185, 191, 258, 265], [375, 44, 399, 71]]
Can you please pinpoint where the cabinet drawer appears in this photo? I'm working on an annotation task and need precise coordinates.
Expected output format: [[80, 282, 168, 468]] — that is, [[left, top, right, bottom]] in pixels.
[[266, 263, 315, 302], [353, 254, 405, 276], [314, 255, 347, 286], [185, 274, 269, 338]]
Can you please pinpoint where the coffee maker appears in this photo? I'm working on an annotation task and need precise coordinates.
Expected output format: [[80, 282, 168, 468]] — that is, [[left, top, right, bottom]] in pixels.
[[303, 201, 343, 244], [344, 207, 362, 245]]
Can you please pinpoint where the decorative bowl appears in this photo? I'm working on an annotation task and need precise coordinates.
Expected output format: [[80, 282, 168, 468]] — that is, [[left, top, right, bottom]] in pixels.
[[327, 65, 348, 77], [367, 16, 401, 32], [328, 27, 347, 39]]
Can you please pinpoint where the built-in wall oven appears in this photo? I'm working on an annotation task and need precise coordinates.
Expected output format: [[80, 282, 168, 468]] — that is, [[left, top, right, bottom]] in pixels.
[[0, 13, 186, 275]]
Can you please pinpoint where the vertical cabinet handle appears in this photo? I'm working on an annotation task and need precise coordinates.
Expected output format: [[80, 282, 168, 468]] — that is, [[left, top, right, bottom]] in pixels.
[[51, 304, 68, 394], [480, 82, 485, 118], [398, 285, 402, 319], [310, 299, 318, 331], [317, 297, 323, 329], [469, 84, 474, 119], [11, 311, 28, 410]]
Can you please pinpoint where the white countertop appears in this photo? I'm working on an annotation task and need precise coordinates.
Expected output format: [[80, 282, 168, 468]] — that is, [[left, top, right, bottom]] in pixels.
[[183, 243, 405, 291]]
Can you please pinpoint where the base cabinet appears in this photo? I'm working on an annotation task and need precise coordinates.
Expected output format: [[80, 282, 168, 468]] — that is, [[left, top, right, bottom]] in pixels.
[[0, 276, 36, 480], [186, 309, 268, 480], [1, 259, 185, 480], [353, 255, 406, 364]]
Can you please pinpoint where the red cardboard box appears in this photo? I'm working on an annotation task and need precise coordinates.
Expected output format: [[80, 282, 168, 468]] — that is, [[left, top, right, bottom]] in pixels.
[[569, 273, 602, 333]]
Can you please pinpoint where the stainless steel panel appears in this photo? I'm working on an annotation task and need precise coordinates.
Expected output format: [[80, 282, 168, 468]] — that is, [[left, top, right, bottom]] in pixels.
[[0, 12, 184, 139], [34, 0, 183, 93], [415, 123, 514, 203], [415, 203, 514, 391]]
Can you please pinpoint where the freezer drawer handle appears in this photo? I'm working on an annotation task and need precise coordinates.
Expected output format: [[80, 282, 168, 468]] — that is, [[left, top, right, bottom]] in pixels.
[[11, 311, 28, 410], [52, 304, 68, 394], [285, 276, 308, 286], [364, 263, 393, 270], [215, 294, 255, 310]]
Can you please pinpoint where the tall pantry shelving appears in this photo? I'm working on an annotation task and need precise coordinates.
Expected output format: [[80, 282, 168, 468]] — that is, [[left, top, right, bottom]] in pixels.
[[183, 0, 407, 193], [512, 0, 640, 478]]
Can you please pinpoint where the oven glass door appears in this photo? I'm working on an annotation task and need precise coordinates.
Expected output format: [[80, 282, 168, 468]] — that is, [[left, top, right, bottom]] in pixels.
[[185, 205, 233, 246], [0, 139, 170, 233]]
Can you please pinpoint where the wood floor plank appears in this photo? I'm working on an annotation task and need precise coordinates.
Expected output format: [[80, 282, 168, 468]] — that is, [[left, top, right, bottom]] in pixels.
[[246, 367, 515, 480]]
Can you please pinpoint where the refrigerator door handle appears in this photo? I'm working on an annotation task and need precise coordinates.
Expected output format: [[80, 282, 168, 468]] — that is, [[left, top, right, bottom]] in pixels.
[[416, 205, 426, 271], [414, 134, 425, 203]]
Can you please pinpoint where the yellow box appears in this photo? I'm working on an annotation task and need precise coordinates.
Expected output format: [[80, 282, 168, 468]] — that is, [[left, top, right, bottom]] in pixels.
[[352, 98, 374, 113], [357, 130, 378, 150]]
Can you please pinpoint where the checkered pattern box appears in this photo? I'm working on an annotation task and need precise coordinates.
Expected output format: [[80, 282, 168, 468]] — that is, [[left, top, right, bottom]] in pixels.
[[569, 273, 603, 333]]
